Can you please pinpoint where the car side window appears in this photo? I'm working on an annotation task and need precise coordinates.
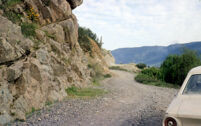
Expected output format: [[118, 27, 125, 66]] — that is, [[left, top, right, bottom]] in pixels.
[[183, 74, 201, 94]]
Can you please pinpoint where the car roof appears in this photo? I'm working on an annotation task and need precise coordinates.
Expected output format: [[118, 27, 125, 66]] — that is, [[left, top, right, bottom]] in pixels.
[[189, 66, 201, 75]]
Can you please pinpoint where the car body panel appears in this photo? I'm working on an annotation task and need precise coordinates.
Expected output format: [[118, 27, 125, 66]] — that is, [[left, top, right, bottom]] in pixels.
[[180, 118, 201, 126], [178, 96, 201, 120], [163, 66, 201, 126]]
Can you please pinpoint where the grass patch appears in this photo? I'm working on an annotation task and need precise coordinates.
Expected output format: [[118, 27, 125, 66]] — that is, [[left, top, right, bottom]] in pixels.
[[45, 101, 53, 106], [5, 0, 22, 7], [92, 74, 112, 86], [109, 66, 128, 72], [92, 78, 101, 86], [104, 74, 112, 78], [26, 107, 41, 118], [21, 23, 37, 37], [0, 0, 22, 9], [135, 74, 179, 88], [3, 11, 22, 23], [66, 86, 106, 98]]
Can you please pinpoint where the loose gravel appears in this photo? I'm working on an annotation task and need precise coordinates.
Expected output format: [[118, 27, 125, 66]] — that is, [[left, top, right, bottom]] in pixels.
[[11, 70, 178, 126]]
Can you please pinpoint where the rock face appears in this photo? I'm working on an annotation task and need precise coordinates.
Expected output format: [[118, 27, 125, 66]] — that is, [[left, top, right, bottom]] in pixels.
[[0, 0, 92, 125], [67, 0, 83, 9], [0, 16, 32, 64], [102, 49, 115, 66], [24, 0, 72, 25]]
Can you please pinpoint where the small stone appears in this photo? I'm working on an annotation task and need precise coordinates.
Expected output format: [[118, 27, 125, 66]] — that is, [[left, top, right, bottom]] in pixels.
[[15, 110, 26, 121], [45, 114, 49, 118], [0, 113, 13, 125], [38, 118, 41, 121]]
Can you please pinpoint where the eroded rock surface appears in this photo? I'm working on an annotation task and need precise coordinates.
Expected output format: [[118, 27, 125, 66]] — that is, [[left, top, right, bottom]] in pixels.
[[0, 0, 93, 125]]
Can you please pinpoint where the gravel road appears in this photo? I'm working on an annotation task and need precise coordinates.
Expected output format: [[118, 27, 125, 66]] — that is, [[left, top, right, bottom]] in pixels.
[[12, 70, 178, 126]]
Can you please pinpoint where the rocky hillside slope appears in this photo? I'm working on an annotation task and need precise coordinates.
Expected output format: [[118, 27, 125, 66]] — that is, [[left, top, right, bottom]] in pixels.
[[0, 0, 111, 125]]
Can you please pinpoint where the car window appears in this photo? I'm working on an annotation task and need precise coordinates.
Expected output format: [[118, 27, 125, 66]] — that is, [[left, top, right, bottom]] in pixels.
[[183, 74, 201, 94]]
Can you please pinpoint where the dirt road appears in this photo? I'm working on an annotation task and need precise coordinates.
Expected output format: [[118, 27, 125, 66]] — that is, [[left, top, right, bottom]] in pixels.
[[12, 70, 178, 126]]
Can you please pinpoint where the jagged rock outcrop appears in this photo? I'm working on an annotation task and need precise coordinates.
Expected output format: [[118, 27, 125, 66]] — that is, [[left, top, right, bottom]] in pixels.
[[67, 0, 83, 9], [25, 0, 71, 25], [102, 49, 115, 66], [23, 0, 82, 25], [0, 16, 33, 65], [0, 0, 92, 125]]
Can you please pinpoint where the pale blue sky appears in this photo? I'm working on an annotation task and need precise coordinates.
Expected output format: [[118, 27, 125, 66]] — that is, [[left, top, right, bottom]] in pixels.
[[74, 0, 201, 50]]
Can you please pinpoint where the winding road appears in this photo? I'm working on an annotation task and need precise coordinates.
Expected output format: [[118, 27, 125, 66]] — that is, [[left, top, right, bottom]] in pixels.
[[12, 70, 178, 126]]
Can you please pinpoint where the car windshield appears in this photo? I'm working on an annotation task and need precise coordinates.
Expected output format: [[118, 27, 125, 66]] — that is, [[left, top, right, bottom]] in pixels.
[[183, 74, 201, 94]]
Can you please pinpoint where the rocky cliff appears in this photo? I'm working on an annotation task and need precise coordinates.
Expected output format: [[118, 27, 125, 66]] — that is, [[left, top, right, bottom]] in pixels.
[[0, 0, 110, 125]]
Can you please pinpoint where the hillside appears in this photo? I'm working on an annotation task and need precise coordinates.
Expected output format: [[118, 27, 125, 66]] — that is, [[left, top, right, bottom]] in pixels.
[[112, 42, 201, 66]]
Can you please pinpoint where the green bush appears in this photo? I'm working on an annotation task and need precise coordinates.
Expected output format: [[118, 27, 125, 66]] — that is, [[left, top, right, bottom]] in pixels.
[[21, 23, 37, 37], [135, 74, 158, 84], [135, 49, 200, 88], [104, 74, 112, 78], [136, 63, 146, 69], [161, 49, 201, 85], [1, 0, 23, 23], [141, 67, 162, 80], [78, 27, 92, 52], [3, 11, 22, 23], [135, 74, 178, 88], [1, 0, 22, 8], [78, 26, 103, 52], [66, 86, 78, 95]]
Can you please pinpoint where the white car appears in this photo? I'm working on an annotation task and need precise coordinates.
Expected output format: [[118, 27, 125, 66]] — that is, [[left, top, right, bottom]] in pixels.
[[163, 66, 201, 126]]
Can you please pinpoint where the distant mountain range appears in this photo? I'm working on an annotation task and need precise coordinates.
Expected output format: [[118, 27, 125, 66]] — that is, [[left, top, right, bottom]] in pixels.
[[111, 42, 201, 66]]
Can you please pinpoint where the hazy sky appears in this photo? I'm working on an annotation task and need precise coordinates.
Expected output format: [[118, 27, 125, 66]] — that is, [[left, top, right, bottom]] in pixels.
[[74, 0, 201, 50]]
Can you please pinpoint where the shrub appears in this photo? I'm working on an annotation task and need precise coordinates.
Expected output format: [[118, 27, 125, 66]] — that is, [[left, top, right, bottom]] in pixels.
[[136, 63, 146, 69], [141, 67, 162, 80], [135, 74, 158, 84], [104, 74, 112, 78], [78, 26, 103, 52], [66, 86, 78, 95], [78, 27, 92, 52], [21, 23, 37, 37], [3, 11, 22, 23], [27, 7, 39, 22], [161, 49, 201, 85], [135, 74, 178, 88], [1, 0, 22, 8]]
